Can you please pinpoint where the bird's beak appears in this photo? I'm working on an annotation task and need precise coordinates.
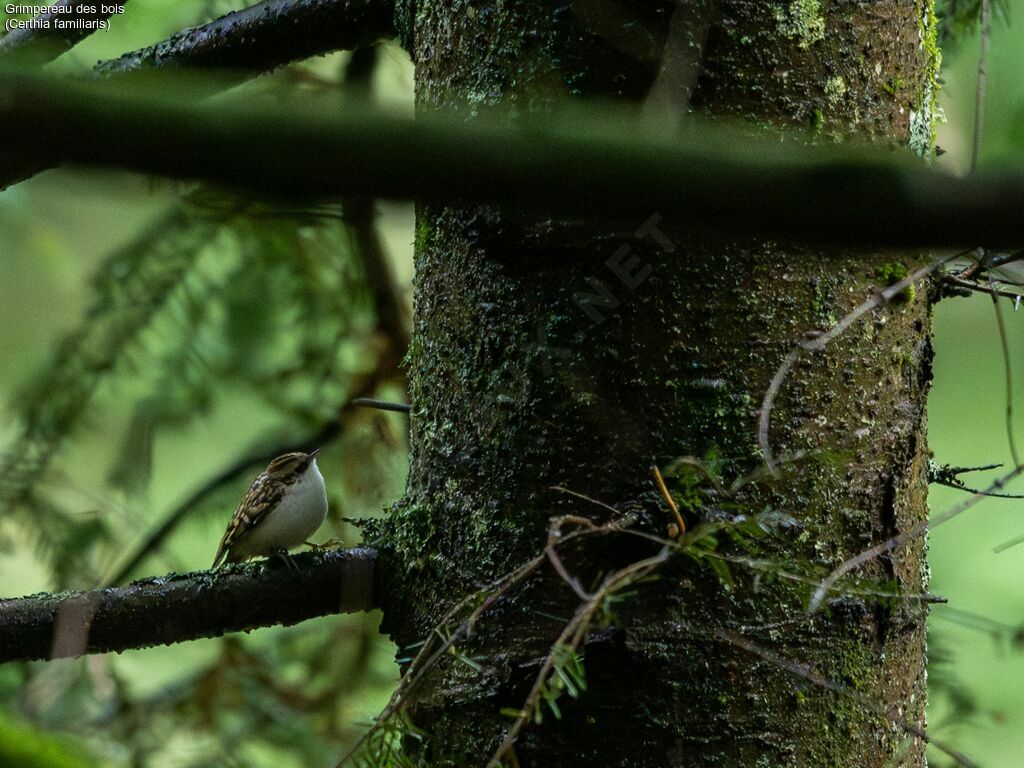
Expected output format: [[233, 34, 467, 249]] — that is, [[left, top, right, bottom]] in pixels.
[[308, 447, 320, 459]]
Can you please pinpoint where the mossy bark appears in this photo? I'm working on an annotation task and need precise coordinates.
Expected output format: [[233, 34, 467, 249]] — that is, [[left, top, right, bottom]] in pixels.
[[378, 2, 937, 765]]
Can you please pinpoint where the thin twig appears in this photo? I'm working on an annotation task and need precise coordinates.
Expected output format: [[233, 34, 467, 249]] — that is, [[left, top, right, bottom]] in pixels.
[[336, 515, 621, 767], [933, 479, 1024, 499], [666, 456, 732, 497], [352, 397, 412, 414], [545, 545, 591, 601], [993, 530, 1024, 553], [931, 605, 1024, 642], [757, 348, 800, 471], [804, 258, 950, 352], [759, 256, 951, 469], [927, 461, 1024, 497], [988, 274, 1021, 467], [938, 462, 1002, 475], [488, 548, 671, 767], [810, 463, 1024, 611], [652, 464, 687, 534], [550, 486, 622, 517], [944, 276, 1022, 301], [971, 0, 992, 173]]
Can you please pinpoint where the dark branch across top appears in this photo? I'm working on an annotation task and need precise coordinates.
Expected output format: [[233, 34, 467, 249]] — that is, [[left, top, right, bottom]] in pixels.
[[1, 71, 1023, 248]]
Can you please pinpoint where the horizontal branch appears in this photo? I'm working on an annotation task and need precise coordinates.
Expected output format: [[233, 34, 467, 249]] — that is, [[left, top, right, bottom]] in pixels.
[[95, 0, 395, 76], [0, 1, 126, 65], [0, 547, 378, 663], [3, 72, 1024, 247]]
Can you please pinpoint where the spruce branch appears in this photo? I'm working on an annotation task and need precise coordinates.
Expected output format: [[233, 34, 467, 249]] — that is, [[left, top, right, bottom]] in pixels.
[[0, 547, 378, 663], [0, 209, 213, 531], [95, 0, 395, 76]]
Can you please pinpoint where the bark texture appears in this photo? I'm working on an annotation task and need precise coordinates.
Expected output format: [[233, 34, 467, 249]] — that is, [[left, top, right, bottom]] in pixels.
[[377, 1, 938, 766], [0, 548, 377, 663]]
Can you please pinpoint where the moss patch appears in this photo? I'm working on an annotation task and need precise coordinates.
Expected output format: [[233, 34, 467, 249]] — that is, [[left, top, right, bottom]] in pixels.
[[876, 262, 915, 303], [774, 0, 826, 49]]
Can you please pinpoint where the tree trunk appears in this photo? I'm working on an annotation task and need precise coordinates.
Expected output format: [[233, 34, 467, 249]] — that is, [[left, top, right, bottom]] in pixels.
[[378, 1, 940, 765]]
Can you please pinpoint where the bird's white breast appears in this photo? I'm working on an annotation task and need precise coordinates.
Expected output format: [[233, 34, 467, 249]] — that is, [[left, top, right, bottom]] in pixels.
[[235, 459, 328, 558]]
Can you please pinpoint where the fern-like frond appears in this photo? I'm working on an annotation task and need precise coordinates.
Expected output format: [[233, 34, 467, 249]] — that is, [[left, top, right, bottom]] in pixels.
[[0, 208, 216, 537]]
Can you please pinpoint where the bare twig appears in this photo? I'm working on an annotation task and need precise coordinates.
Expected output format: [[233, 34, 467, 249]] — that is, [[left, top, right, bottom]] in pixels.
[[759, 256, 950, 469], [944, 276, 1022, 301], [971, 0, 992, 173], [665, 456, 732, 497], [931, 605, 1024, 643], [545, 545, 591, 601], [757, 348, 800, 471], [652, 464, 687, 535], [810, 464, 1024, 611], [935, 461, 1002, 475], [993, 530, 1024, 553], [932, 479, 1024, 499], [988, 274, 1021, 468], [550, 486, 622, 517], [352, 397, 412, 414], [488, 548, 671, 767]]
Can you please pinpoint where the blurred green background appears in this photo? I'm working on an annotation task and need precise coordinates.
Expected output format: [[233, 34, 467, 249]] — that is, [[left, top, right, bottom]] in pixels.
[[2, 1, 1024, 765]]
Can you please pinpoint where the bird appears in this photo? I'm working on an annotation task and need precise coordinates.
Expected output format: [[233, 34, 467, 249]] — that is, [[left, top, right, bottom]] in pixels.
[[212, 449, 328, 568]]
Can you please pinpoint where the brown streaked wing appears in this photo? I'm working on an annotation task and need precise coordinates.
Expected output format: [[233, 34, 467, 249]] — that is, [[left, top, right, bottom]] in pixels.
[[211, 470, 288, 567]]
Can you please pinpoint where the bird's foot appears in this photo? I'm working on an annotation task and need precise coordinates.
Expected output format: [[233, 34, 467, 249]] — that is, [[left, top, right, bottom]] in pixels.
[[271, 549, 300, 571]]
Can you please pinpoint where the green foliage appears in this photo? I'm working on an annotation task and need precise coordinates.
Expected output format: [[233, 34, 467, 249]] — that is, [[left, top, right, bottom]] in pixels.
[[0, 195, 408, 763], [0, 210, 214, 544], [0, 711, 98, 768], [0, 200, 386, 577], [530, 644, 587, 724], [351, 710, 427, 768], [875, 262, 915, 303]]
